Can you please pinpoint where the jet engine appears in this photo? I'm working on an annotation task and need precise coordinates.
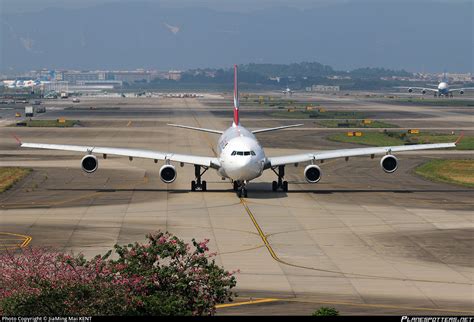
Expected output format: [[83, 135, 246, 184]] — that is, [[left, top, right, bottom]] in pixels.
[[159, 164, 177, 183], [380, 155, 398, 173], [460, 90, 464, 95], [81, 155, 98, 173], [304, 165, 322, 183], [408, 88, 413, 93], [421, 89, 426, 94]]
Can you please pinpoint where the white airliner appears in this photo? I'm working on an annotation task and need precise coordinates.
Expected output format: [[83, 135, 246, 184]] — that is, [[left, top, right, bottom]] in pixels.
[[17, 65, 461, 197], [282, 87, 293, 95], [400, 75, 474, 97]]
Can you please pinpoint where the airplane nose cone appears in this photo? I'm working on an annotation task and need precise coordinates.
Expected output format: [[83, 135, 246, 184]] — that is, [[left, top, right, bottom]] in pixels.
[[226, 157, 260, 181]]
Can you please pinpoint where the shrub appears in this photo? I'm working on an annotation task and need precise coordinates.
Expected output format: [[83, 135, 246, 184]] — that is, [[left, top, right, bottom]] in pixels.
[[312, 306, 339, 316], [0, 231, 237, 316]]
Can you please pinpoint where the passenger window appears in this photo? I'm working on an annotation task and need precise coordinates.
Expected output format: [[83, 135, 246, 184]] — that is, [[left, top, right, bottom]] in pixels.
[[244, 151, 250, 156], [251, 151, 256, 156], [231, 151, 236, 156], [237, 152, 244, 156]]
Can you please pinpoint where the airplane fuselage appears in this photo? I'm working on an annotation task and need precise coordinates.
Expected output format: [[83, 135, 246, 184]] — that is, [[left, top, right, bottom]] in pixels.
[[217, 125, 266, 182], [437, 82, 449, 96]]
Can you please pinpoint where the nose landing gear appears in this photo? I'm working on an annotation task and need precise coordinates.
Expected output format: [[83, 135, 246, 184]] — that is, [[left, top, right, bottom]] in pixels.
[[271, 165, 288, 192], [191, 164, 208, 191], [233, 180, 248, 198]]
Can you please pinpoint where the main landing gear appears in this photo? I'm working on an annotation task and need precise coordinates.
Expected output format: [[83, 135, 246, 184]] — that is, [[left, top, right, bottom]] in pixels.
[[233, 180, 248, 198], [271, 165, 288, 192], [191, 164, 208, 191]]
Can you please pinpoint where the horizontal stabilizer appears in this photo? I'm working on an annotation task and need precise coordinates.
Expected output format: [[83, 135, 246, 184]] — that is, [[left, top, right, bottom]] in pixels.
[[167, 124, 223, 135], [252, 124, 303, 134]]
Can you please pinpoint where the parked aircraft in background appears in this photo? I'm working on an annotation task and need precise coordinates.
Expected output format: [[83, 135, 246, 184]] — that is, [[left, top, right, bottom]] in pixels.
[[3, 79, 43, 89]]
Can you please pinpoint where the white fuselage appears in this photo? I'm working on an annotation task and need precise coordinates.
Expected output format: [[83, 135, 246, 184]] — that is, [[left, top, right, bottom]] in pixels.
[[437, 82, 449, 95], [216, 125, 266, 181]]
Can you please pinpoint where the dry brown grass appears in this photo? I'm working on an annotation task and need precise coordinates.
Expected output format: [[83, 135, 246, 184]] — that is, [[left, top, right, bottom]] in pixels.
[[0, 168, 31, 193], [415, 160, 474, 187]]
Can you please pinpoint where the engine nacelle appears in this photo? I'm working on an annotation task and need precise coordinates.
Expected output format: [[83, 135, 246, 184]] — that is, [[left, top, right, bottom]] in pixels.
[[460, 90, 464, 95], [380, 155, 398, 173], [304, 165, 322, 183], [81, 155, 98, 173], [421, 89, 426, 94], [159, 164, 177, 183], [408, 88, 413, 93]]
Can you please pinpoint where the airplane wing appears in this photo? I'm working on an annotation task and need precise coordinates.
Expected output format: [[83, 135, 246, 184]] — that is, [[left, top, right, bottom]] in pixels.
[[396, 86, 438, 93], [167, 123, 223, 134], [20, 142, 220, 168], [449, 87, 474, 92], [267, 142, 457, 167], [252, 124, 303, 134]]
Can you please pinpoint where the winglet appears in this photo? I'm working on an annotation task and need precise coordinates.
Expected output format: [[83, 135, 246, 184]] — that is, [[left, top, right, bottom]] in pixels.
[[455, 132, 464, 145], [12, 134, 22, 146]]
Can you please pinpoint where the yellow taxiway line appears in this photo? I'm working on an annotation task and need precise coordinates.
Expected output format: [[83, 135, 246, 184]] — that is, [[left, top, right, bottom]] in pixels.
[[0, 232, 32, 249], [216, 298, 280, 309]]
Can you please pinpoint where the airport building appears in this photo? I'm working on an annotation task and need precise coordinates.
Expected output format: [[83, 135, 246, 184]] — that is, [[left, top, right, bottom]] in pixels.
[[168, 70, 182, 81], [108, 70, 154, 83], [57, 71, 106, 84], [309, 85, 340, 92], [43, 81, 69, 93]]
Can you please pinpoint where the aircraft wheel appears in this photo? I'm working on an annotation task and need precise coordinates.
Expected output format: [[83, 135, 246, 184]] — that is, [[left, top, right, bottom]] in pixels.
[[282, 181, 288, 192], [202, 180, 207, 191], [272, 181, 278, 191], [233, 181, 238, 191], [237, 189, 242, 198], [243, 189, 248, 198], [191, 180, 196, 191]]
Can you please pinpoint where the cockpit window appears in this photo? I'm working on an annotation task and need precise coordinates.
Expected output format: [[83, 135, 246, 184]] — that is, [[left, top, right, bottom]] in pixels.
[[232, 151, 256, 156]]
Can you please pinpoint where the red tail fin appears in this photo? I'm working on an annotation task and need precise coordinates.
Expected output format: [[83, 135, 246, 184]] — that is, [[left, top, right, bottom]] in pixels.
[[233, 64, 239, 126]]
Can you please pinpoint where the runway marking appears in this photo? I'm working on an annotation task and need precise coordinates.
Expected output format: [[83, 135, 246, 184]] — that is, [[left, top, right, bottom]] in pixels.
[[216, 298, 280, 309], [239, 198, 473, 286], [0, 232, 32, 249], [126, 121, 132, 127]]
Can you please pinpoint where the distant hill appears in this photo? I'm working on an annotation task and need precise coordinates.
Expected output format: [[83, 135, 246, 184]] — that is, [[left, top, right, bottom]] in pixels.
[[1, 1, 472, 72]]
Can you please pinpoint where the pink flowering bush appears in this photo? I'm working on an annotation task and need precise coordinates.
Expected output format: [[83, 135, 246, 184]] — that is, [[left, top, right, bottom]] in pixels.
[[0, 231, 237, 316]]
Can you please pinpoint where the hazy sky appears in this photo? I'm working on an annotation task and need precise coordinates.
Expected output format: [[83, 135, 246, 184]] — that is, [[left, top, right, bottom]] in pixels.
[[2, 0, 352, 13], [1, 0, 472, 72]]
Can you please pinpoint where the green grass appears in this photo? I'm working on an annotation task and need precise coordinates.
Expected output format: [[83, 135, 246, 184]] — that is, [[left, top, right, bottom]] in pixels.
[[327, 131, 472, 150], [271, 110, 365, 119], [14, 119, 80, 127], [415, 159, 474, 187], [319, 119, 398, 128], [0, 168, 31, 193], [328, 132, 404, 146]]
